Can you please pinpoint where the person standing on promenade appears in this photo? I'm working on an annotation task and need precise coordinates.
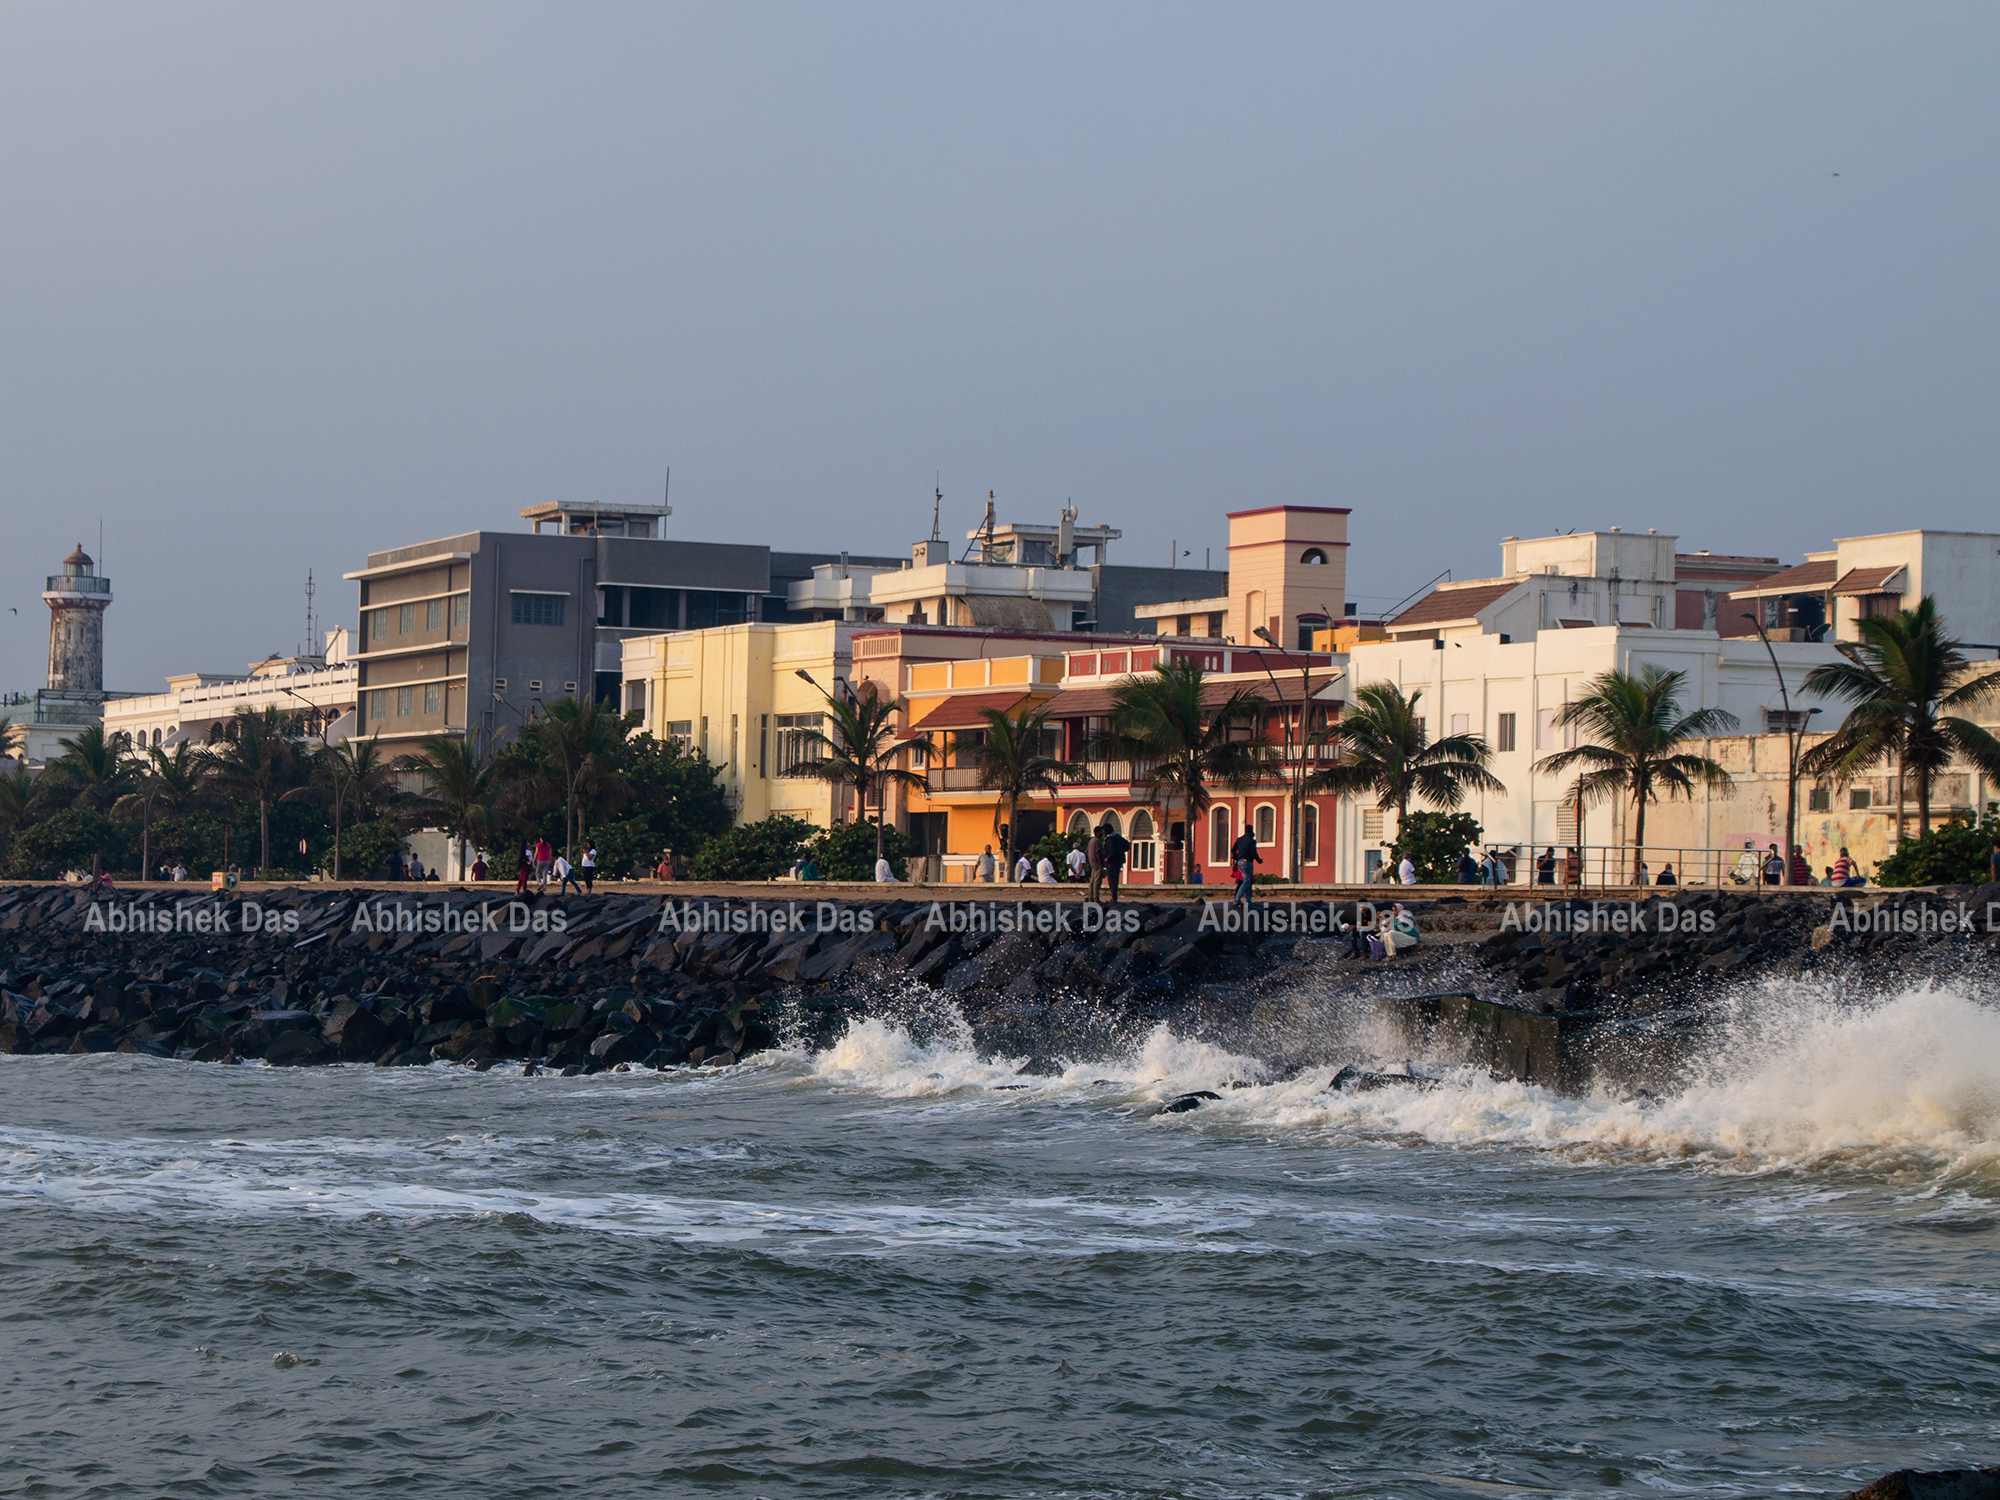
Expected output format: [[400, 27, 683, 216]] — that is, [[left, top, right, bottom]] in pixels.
[[1065, 843, 1088, 881], [580, 845, 597, 894], [976, 845, 996, 882], [514, 853, 531, 898], [533, 837, 553, 890], [1013, 851, 1032, 882], [1086, 824, 1105, 901], [1229, 827, 1259, 909], [1102, 824, 1129, 902]]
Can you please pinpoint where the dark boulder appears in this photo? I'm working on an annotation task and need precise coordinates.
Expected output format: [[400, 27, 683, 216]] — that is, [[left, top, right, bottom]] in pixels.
[[1160, 1090, 1222, 1114], [1842, 1469, 2000, 1500]]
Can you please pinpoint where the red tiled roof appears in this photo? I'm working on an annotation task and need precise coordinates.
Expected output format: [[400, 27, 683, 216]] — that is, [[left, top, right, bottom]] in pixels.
[[1387, 580, 1521, 627], [1726, 558, 1837, 598], [907, 689, 1047, 730], [1832, 565, 1906, 596]]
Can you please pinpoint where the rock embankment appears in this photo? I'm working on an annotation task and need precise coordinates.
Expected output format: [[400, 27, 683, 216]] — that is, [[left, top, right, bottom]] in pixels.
[[0, 886, 1314, 1072]]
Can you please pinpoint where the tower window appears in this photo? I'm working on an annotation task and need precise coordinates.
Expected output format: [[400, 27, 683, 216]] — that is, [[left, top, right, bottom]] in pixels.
[[1300, 548, 1327, 566]]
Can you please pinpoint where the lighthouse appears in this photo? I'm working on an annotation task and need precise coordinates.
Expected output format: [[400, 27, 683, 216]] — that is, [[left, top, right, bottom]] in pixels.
[[43, 543, 113, 699]]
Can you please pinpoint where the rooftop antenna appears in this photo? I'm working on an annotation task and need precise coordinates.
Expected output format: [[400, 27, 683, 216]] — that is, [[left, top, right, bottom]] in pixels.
[[930, 472, 943, 543], [304, 570, 318, 657]]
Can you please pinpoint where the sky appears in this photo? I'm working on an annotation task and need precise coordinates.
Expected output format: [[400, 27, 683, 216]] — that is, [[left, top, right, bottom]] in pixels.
[[3, 0, 1996, 691]]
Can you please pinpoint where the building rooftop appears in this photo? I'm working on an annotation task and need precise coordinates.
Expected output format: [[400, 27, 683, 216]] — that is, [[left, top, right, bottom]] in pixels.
[[1386, 580, 1522, 628]]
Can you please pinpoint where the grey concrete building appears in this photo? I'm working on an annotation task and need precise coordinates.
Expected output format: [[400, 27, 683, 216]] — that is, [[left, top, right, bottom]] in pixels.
[[348, 501, 775, 746]]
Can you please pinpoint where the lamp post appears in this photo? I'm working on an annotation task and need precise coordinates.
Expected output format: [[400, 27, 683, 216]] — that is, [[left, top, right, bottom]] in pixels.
[[1251, 626, 1321, 883], [1746, 610, 1823, 884]]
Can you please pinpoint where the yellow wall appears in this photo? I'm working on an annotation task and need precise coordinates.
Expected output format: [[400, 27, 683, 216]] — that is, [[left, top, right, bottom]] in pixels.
[[631, 621, 848, 827], [1225, 508, 1350, 646]]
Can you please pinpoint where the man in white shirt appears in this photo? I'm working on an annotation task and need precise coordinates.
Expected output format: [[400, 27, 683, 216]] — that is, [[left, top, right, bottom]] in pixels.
[[1013, 853, 1032, 882], [874, 856, 897, 883], [1398, 852, 1418, 885], [1064, 845, 1088, 880], [975, 845, 996, 882], [1036, 854, 1059, 884]]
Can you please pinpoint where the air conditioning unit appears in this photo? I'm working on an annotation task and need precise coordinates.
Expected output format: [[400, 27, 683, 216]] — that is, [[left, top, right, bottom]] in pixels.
[[492, 677, 508, 694], [528, 678, 543, 692], [562, 680, 577, 694]]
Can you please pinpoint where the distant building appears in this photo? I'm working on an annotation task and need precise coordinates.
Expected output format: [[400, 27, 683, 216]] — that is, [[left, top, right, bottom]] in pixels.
[[1133, 505, 1354, 648], [347, 499, 867, 748], [104, 628, 358, 753], [1726, 528, 2000, 646], [1335, 529, 1848, 882], [786, 504, 1227, 636]]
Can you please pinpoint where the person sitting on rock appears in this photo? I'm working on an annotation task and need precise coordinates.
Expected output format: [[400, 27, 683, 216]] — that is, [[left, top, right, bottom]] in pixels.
[[1036, 853, 1059, 884], [1369, 903, 1420, 959]]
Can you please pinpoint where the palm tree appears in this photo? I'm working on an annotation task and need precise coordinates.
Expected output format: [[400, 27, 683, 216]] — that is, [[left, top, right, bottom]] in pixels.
[[287, 736, 400, 880], [1798, 597, 2000, 841], [1534, 666, 1737, 884], [1306, 682, 1504, 847], [49, 724, 134, 810], [970, 702, 1079, 872], [784, 682, 929, 862], [0, 715, 20, 762], [530, 696, 631, 859], [113, 743, 217, 881], [1095, 659, 1270, 869], [403, 732, 497, 880], [211, 708, 305, 874]]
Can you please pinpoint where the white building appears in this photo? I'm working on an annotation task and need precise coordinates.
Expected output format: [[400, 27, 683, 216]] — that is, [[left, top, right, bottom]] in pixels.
[[104, 628, 359, 754], [1727, 528, 2000, 646], [1334, 531, 1843, 882]]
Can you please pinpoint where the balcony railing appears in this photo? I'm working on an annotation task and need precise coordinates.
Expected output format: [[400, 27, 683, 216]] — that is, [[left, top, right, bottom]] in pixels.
[[45, 574, 111, 595]]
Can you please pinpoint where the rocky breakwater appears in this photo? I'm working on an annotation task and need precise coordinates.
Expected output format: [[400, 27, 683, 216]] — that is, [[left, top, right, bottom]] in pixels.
[[0, 885, 1316, 1073], [1385, 885, 2000, 1092]]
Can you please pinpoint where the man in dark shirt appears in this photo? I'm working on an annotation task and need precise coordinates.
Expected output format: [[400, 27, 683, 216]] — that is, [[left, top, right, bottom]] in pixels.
[[1230, 829, 1260, 908]]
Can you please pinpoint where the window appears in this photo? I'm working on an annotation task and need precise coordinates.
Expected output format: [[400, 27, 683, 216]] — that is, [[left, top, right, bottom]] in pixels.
[[1362, 807, 1384, 841], [1130, 810, 1155, 842], [1849, 786, 1873, 810], [396, 686, 414, 717], [425, 599, 442, 632], [1254, 803, 1277, 845], [666, 720, 694, 750], [773, 713, 825, 775], [1412, 716, 1426, 744], [1450, 713, 1469, 737], [1210, 806, 1230, 861], [1496, 713, 1517, 753], [510, 592, 566, 627], [1300, 548, 1327, 565], [1763, 708, 1813, 732], [1129, 813, 1157, 872], [1100, 811, 1123, 836], [624, 681, 648, 717], [423, 683, 441, 715], [451, 595, 469, 634], [398, 604, 415, 635], [1067, 811, 1092, 837], [1808, 783, 1831, 813], [1301, 804, 1319, 864]]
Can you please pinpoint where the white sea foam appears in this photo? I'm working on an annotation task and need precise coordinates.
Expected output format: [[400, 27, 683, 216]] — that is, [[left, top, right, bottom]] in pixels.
[[802, 983, 2000, 1187]]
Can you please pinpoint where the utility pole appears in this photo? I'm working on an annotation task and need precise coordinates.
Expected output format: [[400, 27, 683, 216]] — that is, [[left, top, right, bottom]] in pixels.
[[1747, 607, 1820, 883]]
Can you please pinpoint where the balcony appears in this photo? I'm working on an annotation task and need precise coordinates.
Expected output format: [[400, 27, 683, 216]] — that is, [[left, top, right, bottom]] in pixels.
[[45, 574, 111, 595]]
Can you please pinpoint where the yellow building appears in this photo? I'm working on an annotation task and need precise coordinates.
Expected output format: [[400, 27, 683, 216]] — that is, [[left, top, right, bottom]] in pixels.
[[900, 652, 1066, 879], [1133, 504, 1353, 649], [619, 621, 857, 827]]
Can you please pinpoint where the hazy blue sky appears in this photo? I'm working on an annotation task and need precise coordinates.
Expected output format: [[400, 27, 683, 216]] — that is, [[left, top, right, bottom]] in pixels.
[[4, 1, 1995, 690]]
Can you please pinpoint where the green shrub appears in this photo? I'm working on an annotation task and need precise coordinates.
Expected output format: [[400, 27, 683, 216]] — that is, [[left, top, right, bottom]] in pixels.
[[1, 808, 130, 880], [1875, 813, 2000, 888], [807, 820, 913, 881], [1393, 810, 1484, 884], [332, 818, 412, 880], [690, 815, 816, 881]]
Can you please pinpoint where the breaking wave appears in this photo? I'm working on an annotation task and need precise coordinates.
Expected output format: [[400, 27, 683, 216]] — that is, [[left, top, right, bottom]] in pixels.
[[800, 982, 2000, 1189]]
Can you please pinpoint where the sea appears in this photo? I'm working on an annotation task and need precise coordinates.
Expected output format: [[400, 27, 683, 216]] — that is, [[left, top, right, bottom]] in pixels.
[[2, 978, 1997, 1498]]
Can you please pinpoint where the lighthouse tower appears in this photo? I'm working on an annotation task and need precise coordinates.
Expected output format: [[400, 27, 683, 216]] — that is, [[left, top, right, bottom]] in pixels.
[[43, 543, 113, 700]]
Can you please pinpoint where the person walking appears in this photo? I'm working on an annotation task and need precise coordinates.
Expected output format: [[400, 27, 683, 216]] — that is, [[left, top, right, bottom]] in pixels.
[[1102, 823, 1130, 902], [1398, 849, 1418, 886], [580, 845, 597, 894], [976, 845, 996, 883], [514, 853, 531, 897], [533, 837, 553, 890], [1229, 827, 1259, 909], [553, 852, 583, 896]]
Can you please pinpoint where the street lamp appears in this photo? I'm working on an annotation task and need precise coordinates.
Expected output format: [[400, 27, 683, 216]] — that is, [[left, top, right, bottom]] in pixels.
[[1251, 626, 1322, 884], [1746, 608, 1824, 884]]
